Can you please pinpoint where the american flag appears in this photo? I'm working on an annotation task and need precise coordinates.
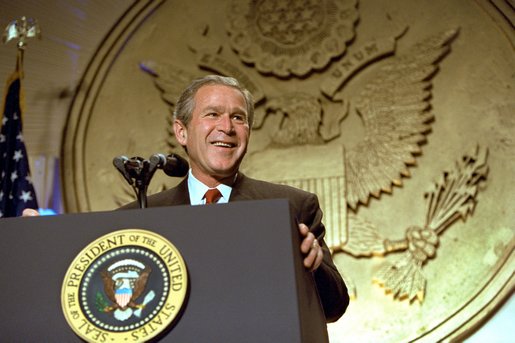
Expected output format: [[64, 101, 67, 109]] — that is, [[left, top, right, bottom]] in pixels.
[[0, 69, 39, 218]]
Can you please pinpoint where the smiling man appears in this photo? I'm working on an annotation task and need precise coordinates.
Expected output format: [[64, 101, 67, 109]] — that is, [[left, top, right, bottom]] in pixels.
[[121, 75, 349, 322]]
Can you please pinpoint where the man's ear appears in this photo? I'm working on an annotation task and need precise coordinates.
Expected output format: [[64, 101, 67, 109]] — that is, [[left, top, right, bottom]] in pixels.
[[173, 119, 187, 146]]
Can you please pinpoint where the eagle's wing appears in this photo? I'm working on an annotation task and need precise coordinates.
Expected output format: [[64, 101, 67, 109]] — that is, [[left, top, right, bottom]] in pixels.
[[100, 270, 116, 303], [132, 266, 152, 300], [2, 20, 20, 44], [346, 29, 459, 209], [140, 60, 199, 149], [140, 60, 198, 109]]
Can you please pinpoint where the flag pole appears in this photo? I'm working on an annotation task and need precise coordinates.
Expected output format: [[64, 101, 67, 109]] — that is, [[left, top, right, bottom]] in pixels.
[[0, 17, 41, 218], [2, 16, 42, 121]]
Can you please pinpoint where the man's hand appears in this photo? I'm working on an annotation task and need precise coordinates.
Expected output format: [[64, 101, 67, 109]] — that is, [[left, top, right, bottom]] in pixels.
[[299, 223, 323, 272], [22, 208, 40, 217]]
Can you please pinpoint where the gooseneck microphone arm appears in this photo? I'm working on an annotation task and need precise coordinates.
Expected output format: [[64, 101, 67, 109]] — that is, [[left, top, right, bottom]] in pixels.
[[113, 153, 189, 209]]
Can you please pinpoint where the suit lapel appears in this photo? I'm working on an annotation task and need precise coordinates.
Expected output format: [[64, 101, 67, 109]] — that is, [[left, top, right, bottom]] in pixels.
[[172, 178, 191, 205], [151, 177, 190, 206], [229, 173, 255, 202]]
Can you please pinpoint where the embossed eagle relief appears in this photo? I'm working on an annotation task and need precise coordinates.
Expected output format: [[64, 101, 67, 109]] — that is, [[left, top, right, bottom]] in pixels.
[[136, 0, 489, 304]]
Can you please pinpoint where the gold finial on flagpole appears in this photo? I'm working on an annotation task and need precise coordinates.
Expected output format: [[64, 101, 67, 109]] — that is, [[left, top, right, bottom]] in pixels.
[[2, 17, 41, 77], [2, 16, 41, 48]]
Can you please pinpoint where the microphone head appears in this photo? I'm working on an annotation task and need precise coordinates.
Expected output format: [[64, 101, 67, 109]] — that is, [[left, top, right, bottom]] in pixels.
[[149, 153, 166, 166], [113, 155, 128, 170], [162, 154, 189, 177], [113, 155, 132, 184]]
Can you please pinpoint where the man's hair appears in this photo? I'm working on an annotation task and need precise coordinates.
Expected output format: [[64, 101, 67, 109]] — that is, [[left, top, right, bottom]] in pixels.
[[173, 75, 255, 128]]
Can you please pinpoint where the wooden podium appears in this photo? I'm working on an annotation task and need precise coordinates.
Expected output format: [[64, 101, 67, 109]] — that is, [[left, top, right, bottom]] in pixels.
[[0, 199, 328, 342]]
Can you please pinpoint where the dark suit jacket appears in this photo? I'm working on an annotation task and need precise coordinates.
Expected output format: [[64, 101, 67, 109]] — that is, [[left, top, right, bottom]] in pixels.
[[121, 173, 349, 322]]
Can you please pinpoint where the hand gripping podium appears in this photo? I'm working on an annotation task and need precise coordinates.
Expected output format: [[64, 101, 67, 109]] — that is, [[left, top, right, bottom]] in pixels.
[[0, 199, 329, 342]]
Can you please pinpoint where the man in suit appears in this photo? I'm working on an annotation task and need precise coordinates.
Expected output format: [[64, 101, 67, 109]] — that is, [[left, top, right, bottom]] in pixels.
[[121, 75, 349, 322], [23, 75, 349, 321]]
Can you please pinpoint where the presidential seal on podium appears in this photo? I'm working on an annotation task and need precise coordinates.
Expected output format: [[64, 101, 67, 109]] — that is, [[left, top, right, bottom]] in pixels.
[[61, 229, 188, 342]]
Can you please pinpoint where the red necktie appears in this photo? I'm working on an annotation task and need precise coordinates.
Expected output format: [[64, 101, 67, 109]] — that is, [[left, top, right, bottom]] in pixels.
[[204, 188, 222, 204]]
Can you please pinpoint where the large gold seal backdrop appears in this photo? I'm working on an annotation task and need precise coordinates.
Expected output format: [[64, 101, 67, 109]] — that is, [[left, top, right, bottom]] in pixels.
[[62, 0, 514, 341]]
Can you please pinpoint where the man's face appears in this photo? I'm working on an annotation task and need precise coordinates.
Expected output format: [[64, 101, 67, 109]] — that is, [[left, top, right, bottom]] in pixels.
[[174, 84, 250, 186]]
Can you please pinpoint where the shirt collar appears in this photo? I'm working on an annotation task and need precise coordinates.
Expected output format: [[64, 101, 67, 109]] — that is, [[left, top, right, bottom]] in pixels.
[[187, 169, 232, 205]]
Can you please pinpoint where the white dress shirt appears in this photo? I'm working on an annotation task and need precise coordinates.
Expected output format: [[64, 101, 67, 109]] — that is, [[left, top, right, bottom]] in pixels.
[[187, 169, 232, 205]]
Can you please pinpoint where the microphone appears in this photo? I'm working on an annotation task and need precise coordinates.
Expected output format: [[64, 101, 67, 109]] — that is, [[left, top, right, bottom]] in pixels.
[[150, 153, 189, 177], [113, 155, 132, 184]]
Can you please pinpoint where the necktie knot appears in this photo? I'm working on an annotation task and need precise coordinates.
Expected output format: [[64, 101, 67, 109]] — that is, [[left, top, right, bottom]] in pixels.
[[204, 188, 222, 204]]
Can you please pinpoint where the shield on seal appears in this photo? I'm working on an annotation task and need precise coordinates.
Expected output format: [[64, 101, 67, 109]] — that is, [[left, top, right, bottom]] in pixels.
[[115, 287, 132, 308]]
